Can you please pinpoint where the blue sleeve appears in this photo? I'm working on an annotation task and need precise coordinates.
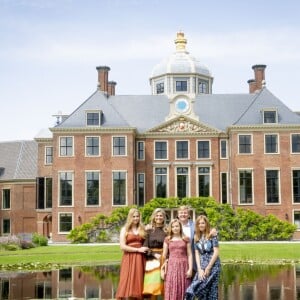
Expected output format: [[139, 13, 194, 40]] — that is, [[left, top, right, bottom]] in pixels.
[[212, 236, 219, 248]]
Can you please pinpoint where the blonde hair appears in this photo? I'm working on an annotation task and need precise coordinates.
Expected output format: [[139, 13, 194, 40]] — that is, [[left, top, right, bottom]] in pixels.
[[124, 208, 146, 238], [150, 208, 168, 232], [178, 205, 191, 212], [166, 218, 186, 241], [194, 215, 211, 242]]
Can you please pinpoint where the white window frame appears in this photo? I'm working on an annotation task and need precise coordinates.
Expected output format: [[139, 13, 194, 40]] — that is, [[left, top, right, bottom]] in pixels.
[[58, 212, 73, 234], [197, 140, 211, 159], [85, 136, 101, 157], [85, 170, 101, 207], [112, 136, 127, 157], [154, 140, 168, 160], [238, 168, 254, 205], [238, 134, 253, 155], [265, 168, 281, 205], [264, 133, 279, 154], [59, 136, 74, 157], [58, 171, 74, 207], [175, 140, 190, 160]]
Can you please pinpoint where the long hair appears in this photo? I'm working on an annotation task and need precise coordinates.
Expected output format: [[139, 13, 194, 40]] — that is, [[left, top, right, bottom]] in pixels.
[[124, 208, 146, 238], [194, 215, 211, 242], [166, 218, 186, 241], [150, 208, 168, 232]]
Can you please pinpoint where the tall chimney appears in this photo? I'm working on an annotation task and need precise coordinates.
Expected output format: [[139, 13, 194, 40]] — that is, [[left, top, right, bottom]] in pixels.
[[96, 66, 110, 93], [252, 64, 266, 90], [247, 64, 267, 93], [108, 81, 117, 96]]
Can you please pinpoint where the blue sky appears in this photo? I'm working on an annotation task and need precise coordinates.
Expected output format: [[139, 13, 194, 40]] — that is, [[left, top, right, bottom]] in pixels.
[[1, 0, 300, 141]]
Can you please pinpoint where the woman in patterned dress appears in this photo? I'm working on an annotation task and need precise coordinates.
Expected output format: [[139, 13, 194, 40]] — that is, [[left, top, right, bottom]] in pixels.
[[143, 208, 168, 299], [162, 218, 193, 300], [115, 208, 149, 300], [185, 215, 221, 300]]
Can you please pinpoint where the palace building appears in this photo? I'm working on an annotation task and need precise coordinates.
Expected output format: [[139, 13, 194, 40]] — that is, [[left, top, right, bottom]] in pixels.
[[1, 32, 300, 242]]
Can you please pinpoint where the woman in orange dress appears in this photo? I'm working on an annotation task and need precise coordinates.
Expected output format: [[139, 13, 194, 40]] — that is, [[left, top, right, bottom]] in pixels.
[[115, 208, 149, 300]]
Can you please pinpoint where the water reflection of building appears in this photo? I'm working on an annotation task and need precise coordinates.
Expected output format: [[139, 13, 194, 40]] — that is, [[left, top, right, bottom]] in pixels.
[[1, 32, 300, 242], [0, 264, 300, 299]]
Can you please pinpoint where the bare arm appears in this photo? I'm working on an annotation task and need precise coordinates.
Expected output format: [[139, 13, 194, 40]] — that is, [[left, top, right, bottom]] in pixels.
[[119, 227, 148, 253], [162, 240, 169, 264], [186, 241, 193, 278], [204, 246, 219, 277], [209, 228, 218, 238]]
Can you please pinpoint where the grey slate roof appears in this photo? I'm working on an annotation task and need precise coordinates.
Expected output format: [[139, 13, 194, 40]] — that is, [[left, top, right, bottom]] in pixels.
[[55, 87, 300, 133], [0, 140, 38, 180]]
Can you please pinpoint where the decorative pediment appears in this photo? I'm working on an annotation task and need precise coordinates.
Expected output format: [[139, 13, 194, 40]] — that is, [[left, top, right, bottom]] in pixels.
[[148, 116, 220, 134]]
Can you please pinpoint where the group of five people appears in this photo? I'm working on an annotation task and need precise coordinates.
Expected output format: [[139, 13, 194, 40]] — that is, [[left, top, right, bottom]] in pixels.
[[115, 206, 221, 300]]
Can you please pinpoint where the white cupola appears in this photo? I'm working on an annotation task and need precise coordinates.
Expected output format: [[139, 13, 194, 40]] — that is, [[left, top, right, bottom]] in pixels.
[[149, 32, 213, 97]]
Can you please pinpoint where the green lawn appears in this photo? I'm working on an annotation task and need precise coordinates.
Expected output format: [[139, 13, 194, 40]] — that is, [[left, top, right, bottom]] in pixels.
[[0, 242, 299, 270]]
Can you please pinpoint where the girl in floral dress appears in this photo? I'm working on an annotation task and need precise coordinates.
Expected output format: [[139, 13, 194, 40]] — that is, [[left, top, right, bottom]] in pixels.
[[185, 215, 221, 300], [162, 218, 193, 300]]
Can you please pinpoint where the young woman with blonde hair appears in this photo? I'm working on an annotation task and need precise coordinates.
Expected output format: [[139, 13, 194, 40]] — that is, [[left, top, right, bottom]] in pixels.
[[115, 208, 149, 300]]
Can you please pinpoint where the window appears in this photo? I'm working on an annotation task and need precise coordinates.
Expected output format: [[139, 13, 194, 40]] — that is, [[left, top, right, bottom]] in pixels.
[[113, 137, 126, 156], [263, 110, 277, 123], [35, 282, 52, 299], [293, 170, 300, 203], [45, 146, 53, 164], [59, 214, 73, 233], [86, 112, 100, 126], [291, 134, 300, 153], [86, 171, 100, 206], [176, 167, 189, 198], [59, 137, 73, 156], [156, 82, 164, 94], [176, 80, 188, 92], [155, 141, 167, 159], [198, 81, 208, 94], [58, 268, 72, 298], [294, 211, 300, 230], [266, 170, 280, 204], [155, 167, 167, 198], [220, 140, 227, 159], [197, 141, 210, 159], [2, 219, 10, 234], [239, 170, 253, 204], [36, 177, 52, 209], [137, 173, 145, 206], [221, 172, 228, 204], [238, 135, 252, 154], [265, 134, 278, 153], [113, 171, 127, 205], [176, 141, 189, 159], [198, 167, 210, 196], [137, 141, 145, 160], [1, 280, 9, 300], [59, 172, 73, 206], [2, 189, 10, 209], [86, 137, 100, 156]]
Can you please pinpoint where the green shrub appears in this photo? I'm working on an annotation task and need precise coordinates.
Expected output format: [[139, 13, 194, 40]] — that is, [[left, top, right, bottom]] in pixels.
[[67, 197, 297, 243], [32, 233, 48, 246], [3, 244, 20, 251]]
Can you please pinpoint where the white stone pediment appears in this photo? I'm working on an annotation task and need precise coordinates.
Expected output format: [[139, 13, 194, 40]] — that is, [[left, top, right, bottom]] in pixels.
[[148, 117, 220, 134]]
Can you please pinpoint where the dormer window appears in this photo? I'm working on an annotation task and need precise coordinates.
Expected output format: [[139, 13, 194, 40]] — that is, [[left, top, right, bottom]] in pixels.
[[156, 82, 164, 94], [175, 80, 188, 92], [263, 109, 277, 124], [198, 80, 208, 94], [86, 111, 101, 126]]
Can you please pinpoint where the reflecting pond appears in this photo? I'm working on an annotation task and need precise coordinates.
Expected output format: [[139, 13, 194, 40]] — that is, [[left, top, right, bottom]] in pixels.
[[0, 264, 299, 299]]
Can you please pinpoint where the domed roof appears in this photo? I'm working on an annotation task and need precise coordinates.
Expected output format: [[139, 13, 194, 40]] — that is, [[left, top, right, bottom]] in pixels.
[[150, 32, 211, 79]]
